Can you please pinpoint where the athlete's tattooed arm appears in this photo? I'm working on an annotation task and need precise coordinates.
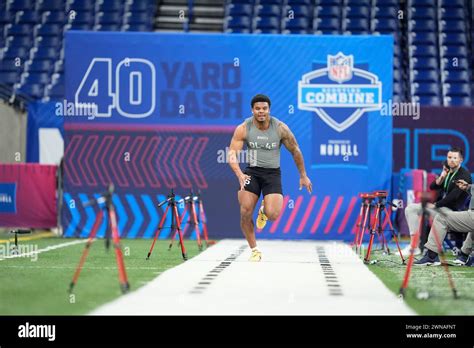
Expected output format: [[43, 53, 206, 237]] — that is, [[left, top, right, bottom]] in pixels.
[[229, 123, 251, 190], [280, 123, 312, 193]]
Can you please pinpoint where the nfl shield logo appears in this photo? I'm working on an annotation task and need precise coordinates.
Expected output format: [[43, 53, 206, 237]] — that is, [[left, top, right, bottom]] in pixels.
[[328, 52, 353, 83]]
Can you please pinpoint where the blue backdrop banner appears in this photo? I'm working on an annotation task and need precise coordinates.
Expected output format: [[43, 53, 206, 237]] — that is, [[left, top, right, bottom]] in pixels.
[[27, 101, 64, 163], [63, 31, 393, 240]]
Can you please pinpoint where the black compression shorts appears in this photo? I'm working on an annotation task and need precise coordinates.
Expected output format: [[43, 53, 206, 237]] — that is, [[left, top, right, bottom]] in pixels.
[[240, 166, 282, 197]]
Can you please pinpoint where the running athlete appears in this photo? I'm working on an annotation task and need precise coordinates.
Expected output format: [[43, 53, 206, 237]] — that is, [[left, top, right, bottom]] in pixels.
[[228, 94, 312, 261]]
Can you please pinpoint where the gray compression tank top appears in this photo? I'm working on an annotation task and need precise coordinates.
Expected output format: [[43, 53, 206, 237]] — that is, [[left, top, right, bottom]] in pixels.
[[244, 116, 282, 168]]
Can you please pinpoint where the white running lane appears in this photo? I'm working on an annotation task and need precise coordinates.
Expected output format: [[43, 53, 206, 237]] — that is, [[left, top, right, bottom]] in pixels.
[[92, 239, 415, 315]]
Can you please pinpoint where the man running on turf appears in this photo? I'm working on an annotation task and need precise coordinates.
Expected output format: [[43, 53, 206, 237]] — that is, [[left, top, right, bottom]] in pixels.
[[228, 94, 312, 262]]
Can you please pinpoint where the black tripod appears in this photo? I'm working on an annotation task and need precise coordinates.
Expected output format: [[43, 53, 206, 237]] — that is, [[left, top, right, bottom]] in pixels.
[[147, 189, 188, 261], [69, 184, 130, 294]]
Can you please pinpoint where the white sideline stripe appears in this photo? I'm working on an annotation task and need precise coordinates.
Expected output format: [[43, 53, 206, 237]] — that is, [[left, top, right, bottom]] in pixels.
[[0, 239, 87, 260], [92, 239, 415, 315]]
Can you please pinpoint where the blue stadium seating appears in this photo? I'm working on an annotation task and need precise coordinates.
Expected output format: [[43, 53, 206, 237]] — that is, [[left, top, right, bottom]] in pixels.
[[0, 0, 472, 107]]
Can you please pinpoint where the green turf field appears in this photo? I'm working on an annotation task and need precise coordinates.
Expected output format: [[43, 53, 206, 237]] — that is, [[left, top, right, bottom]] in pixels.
[[1, 233, 472, 315], [364, 248, 474, 315], [0, 234, 203, 315]]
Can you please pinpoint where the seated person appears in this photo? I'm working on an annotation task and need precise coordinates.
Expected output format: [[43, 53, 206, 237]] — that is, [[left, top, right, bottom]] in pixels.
[[414, 179, 474, 266], [402, 147, 472, 256]]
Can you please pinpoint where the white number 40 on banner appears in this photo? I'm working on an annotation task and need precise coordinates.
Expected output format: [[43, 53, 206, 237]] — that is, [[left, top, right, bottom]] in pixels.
[[75, 58, 156, 118]]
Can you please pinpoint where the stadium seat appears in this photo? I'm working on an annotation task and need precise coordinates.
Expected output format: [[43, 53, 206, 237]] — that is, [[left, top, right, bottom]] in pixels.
[[315, 6, 340, 18], [226, 16, 252, 30], [255, 5, 281, 17], [26, 59, 53, 73], [43, 11, 67, 24], [284, 5, 311, 18], [444, 96, 471, 106], [409, 44, 437, 58], [69, 0, 95, 12], [3, 46, 30, 59], [129, 0, 154, 12], [412, 69, 438, 83], [69, 12, 95, 25], [440, 45, 467, 58], [439, 0, 464, 7], [317, 0, 342, 6], [409, 0, 434, 6], [17, 83, 44, 98], [439, 20, 466, 33], [443, 83, 471, 97], [124, 12, 151, 25], [287, 0, 311, 6], [372, 18, 397, 32], [99, 1, 123, 12], [37, 24, 63, 36], [347, 0, 370, 5], [0, 58, 21, 72], [442, 70, 469, 83], [344, 18, 369, 31], [412, 82, 440, 96], [8, 35, 33, 47], [413, 95, 441, 106], [253, 16, 281, 31], [38, 0, 65, 12], [33, 46, 59, 60], [24, 72, 50, 84], [8, 23, 34, 36], [314, 17, 339, 31], [409, 32, 436, 45], [439, 33, 467, 46], [410, 7, 435, 20], [37, 36, 62, 47], [227, 4, 252, 17], [411, 57, 438, 70], [439, 8, 465, 20], [373, 5, 398, 19], [441, 57, 469, 70], [346, 6, 369, 18], [17, 11, 40, 24], [408, 19, 434, 32], [283, 17, 309, 31], [258, 0, 283, 5], [9, 0, 34, 11], [0, 71, 21, 84], [97, 12, 123, 25]]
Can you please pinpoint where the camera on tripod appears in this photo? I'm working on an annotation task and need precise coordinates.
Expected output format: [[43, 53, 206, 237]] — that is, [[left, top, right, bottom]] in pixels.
[[373, 190, 388, 198]]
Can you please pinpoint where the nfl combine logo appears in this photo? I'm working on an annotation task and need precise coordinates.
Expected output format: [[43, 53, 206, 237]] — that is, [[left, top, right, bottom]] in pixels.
[[328, 52, 353, 83], [297, 52, 383, 133]]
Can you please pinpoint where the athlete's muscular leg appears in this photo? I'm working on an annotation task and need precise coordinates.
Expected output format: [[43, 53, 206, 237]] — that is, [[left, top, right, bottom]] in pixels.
[[263, 193, 283, 221], [238, 190, 259, 248]]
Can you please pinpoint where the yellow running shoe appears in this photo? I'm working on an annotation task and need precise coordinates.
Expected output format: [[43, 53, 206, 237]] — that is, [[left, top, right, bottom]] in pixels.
[[249, 249, 262, 262], [256, 205, 268, 229]]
